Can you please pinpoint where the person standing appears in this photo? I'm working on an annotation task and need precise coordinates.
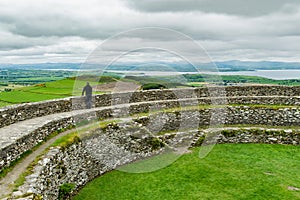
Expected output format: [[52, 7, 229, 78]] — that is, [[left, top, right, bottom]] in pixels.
[[82, 82, 93, 109]]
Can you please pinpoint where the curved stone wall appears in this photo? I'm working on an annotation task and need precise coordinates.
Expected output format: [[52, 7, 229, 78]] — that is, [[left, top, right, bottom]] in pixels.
[[1, 85, 300, 128], [134, 106, 300, 131], [15, 123, 165, 199], [1, 85, 300, 199], [2, 99, 300, 172], [0, 117, 74, 170], [13, 120, 299, 199], [0, 98, 72, 128]]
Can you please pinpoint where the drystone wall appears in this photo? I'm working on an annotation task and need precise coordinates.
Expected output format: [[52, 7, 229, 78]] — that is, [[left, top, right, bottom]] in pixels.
[[0, 108, 113, 172], [1, 85, 300, 128], [134, 106, 300, 132], [12, 119, 299, 199], [1, 101, 300, 172], [1, 85, 300, 199], [14, 123, 165, 199], [0, 117, 74, 171], [214, 128, 299, 145], [0, 98, 72, 128]]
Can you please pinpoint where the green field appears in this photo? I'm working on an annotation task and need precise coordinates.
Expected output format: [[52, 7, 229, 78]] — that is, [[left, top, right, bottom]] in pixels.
[[183, 74, 300, 86], [0, 101, 13, 107], [0, 78, 101, 105], [74, 144, 300, 200]]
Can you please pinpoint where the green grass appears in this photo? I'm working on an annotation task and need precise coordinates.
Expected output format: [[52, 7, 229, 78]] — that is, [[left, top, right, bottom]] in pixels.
[[50, 119, 121, 148], [99, 119, 121, 129], [117, 151, 180, 173], [0, 101, 13, 107], [183, 74, 300, 86], [0, 90, 68, 103], [0, 78, 101, 105], [50, 132, 80, 148], [74, 144, 300, 200]]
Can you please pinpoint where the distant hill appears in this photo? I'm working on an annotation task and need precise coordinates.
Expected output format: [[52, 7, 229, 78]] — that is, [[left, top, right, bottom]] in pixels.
[[215, 60, 300, 71], [1, 61, 300, 72], [0, 63, 82, 70]]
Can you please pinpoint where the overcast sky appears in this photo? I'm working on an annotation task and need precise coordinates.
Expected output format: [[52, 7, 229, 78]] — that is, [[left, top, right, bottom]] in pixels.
[[1, 0, 300, 64]]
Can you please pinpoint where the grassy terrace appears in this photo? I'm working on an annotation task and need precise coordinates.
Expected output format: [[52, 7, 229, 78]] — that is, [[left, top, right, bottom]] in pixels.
[[74, 144, 300, 200], [44, 117, 297, 199]]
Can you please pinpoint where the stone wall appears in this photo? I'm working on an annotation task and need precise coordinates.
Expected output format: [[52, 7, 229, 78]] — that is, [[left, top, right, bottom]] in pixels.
[[2, 85, 300, 199], [223, 85, 300, 97], [14, 123, 164, 199], [215, 128, 299, 145], [1, 85, 300, 128], [0, 98, 72, 128], [12, 119, 299, 199], [0, 118, 74, 171], [133, 106, 300, 132], [1, 100, 300, 172]]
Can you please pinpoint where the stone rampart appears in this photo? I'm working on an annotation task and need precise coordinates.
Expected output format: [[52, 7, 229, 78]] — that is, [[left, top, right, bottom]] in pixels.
[[1, 85, 300, 199], [12, 119, 299, 199], [14, 123, 165, 199], [1, 85, 300, 128], [1, 101, 300, 172]]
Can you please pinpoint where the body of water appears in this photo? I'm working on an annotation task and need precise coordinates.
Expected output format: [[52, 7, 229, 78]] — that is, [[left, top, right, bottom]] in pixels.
[[106, 70, 300, 80]]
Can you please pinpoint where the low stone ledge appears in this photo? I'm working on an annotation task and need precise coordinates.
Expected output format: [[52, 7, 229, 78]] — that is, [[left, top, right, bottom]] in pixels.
[[190, 128, 300, 146]]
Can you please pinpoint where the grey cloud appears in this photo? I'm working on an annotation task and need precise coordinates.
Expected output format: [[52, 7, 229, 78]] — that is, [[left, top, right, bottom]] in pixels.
[[127, 0, 299, 16], [0, 0, 300, 63], [1, 0, 300, 41], [0, 31, 56, 50], [205, 35, 300, 62]]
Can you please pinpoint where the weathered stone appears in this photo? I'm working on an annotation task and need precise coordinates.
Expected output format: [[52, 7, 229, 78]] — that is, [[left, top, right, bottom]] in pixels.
[[2, 86, 300, 199], [2, 86, 300, 128]]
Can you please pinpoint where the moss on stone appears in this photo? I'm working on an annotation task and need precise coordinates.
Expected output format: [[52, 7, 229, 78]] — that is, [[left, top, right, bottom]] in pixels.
[[58, 183, 75, 200], [148, 137, 165, 150]]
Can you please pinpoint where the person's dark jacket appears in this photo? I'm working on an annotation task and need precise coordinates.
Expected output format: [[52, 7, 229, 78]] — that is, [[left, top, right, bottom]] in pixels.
[[82, 84, 92, 96]]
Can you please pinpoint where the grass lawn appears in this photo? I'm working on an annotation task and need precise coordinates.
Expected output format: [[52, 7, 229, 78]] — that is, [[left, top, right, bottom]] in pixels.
[[0, 79, 101, 105], [0, 101, 12, 107], [74, 144, 300, 200], [0, 90, 68, 103]]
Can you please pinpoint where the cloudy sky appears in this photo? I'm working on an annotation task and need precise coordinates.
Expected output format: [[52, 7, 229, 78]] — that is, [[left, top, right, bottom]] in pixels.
[[1, 0, 300, 64]]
